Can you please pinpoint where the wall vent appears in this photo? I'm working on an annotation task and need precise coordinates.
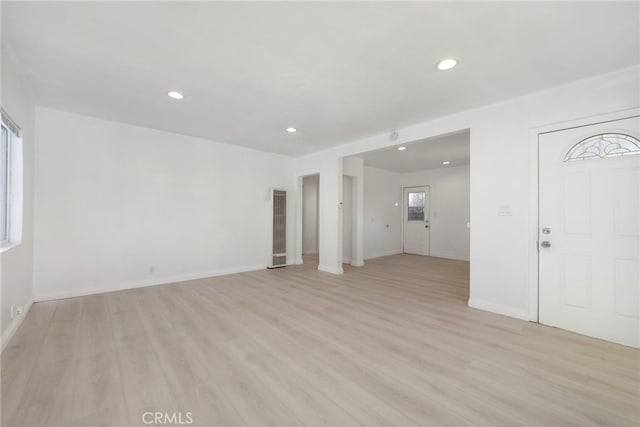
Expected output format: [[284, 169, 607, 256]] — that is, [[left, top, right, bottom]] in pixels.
[[268, 189, 287, 268]]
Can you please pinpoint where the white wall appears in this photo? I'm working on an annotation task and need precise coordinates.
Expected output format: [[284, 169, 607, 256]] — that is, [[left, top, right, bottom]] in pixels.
[[363, 166, 402, 259], [33, 107, 296, 301], [305, 66, 639, 321], [402, 165, 470, 261], [0, 50, 35, 348], [302, 174, 318, 255]]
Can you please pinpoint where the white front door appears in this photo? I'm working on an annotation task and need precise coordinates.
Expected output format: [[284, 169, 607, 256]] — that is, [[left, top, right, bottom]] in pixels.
[[403, 186, 430, 256], [539, 116, 640, 347]]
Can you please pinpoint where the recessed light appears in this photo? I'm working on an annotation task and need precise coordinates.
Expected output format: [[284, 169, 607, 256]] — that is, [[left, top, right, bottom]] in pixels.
[[168, 91, 184, 99], [286, 127, 297, 133], [442, 161, 451, 165], [397, 146, 406, 151], [436, 58, 457, 71]]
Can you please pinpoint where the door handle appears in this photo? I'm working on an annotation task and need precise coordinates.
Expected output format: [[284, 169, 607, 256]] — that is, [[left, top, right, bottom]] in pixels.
[[540, 241, 551, 248]]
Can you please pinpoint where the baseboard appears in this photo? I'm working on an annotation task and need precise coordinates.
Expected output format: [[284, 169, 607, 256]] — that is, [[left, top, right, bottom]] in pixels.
[[318, 264, 344, 275], [364, 249, 402, 260], [351, 260, 365, 267], [429, 252, 470, 262], [34, 264, 267, 302], [1, 295, 34, 352], [468, 298, 529, 321]]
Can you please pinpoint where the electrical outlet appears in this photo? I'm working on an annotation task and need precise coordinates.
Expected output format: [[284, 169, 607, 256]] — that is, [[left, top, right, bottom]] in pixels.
[[16, 306, 24, 315]]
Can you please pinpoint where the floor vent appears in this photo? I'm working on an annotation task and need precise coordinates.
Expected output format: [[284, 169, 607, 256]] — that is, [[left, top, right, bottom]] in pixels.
[[268, 189, 287, 268]]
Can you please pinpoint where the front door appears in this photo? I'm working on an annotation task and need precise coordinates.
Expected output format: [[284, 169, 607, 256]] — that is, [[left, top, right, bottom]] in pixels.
[[403, 186, 430, 256], [539, 116, 640, 347]]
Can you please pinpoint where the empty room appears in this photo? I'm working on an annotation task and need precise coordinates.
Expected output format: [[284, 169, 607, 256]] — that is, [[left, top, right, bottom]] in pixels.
[[1, 2, 639, 427]]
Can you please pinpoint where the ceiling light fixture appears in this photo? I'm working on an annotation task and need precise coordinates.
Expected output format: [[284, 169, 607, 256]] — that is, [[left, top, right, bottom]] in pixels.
[[286, 127, 297, 133], [436, 58, 458, 71], [168, 91, 184, 99], [397, 146, 406, 151], [442, 161, 451, 165]]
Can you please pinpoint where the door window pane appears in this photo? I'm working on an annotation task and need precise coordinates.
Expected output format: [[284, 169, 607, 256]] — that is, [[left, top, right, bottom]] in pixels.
[[407, 191, 425, 221]]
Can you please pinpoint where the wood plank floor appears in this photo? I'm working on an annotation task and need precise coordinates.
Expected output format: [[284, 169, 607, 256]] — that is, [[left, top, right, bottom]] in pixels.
[[2, 254, 639, 426]]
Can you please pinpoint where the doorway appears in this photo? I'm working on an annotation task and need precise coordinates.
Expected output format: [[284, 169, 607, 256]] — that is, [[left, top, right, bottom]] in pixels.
[[343, 175, 355, 264], [403, 186, 430, 256], [538, 115, 639, 347], [302, 174, 320, 265]]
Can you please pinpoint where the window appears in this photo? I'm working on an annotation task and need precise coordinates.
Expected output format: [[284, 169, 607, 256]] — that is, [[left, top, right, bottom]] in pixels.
[[1, 124, 9, 243], [564, 133, 640, 162], [407, 191, 425, 221], [1, 109, 22, 249]]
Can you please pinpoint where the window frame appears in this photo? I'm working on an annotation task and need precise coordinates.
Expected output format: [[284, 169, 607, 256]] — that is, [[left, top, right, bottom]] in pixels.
[[406, 190, 426, 222], [0, 109, 21, 254], [0, 122, 11, 245], [563, 133, 640, 162]]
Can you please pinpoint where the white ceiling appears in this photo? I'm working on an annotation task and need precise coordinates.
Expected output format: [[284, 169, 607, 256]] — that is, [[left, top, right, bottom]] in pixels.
[[2, 2, 638, 156], [356, 130, 470, 173]]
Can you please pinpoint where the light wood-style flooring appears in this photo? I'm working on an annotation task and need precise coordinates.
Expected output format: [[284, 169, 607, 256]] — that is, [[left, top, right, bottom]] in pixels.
[[2, 254, 639, 426]]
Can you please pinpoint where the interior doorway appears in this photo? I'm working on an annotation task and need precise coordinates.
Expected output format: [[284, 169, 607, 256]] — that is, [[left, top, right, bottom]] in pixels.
[[302, 174, 320, 265], [343, 129, 470, 301], [403, 185, 430, 255], [343, 175, 355, 264]]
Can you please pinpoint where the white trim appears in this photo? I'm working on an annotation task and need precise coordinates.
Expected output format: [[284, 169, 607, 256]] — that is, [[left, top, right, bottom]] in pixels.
[[1, 123, 10, 245], [468, 298, 529, 321], [1, 295, 34, 352], [429, 252, 470, 262], [34, 264, 266, 302], [364, 249, 402, 260], [0, 241, 20, 254], [351, 260, 365, 267], [527, 107, 640, 322], [318, 264, 344, 274]]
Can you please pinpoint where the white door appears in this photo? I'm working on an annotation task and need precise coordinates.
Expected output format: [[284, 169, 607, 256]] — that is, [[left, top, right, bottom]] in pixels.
[[539, 116, 640, 347], [403, 186, 430, 256]]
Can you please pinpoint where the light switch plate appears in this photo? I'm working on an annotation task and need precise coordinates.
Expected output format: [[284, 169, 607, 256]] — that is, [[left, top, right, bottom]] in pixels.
[[498, 205, 513, 216]]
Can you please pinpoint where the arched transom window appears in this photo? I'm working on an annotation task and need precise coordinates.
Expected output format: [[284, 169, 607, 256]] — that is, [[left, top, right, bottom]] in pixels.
[[564, 133, 640, 162]]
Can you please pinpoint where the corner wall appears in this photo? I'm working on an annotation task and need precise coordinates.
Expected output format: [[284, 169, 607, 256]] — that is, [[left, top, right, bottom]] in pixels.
[[363, 166, 402, 259], [32, 107, 296, 301]]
